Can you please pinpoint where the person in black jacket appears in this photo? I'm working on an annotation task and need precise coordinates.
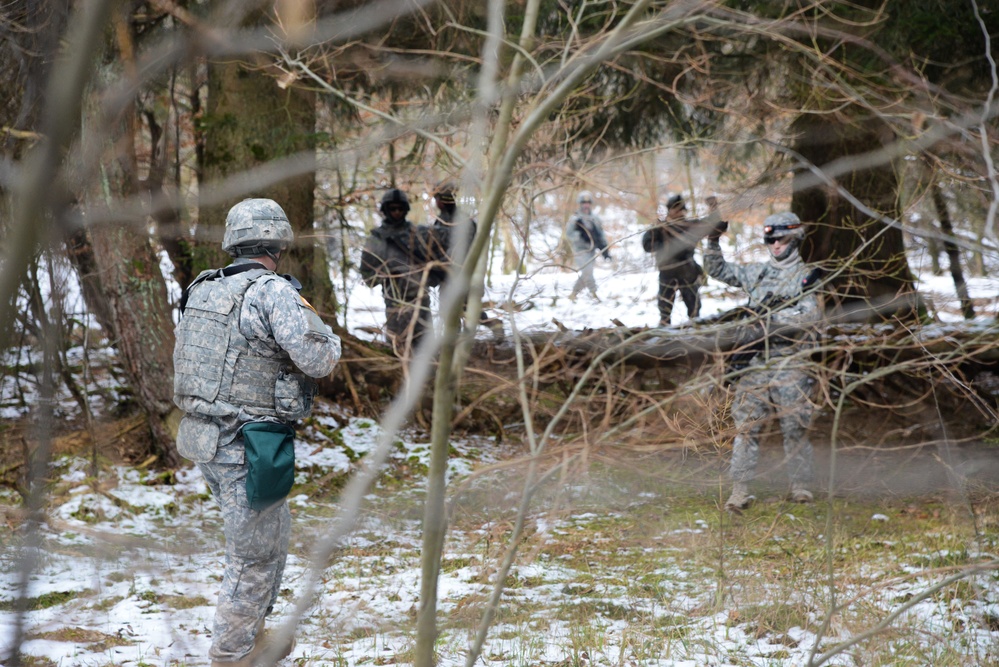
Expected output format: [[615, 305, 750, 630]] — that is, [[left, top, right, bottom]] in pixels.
[[430, 181, 474, 270], [360, 188, 446, 357], [430, 181, 506, 340], [642, 194, 717, 326]]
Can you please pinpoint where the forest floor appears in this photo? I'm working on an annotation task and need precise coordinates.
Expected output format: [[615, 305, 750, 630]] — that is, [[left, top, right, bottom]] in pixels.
[[1, 398, 998, 667]]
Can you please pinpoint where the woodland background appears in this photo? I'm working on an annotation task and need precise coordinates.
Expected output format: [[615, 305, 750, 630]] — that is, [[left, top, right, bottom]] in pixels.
[[2, 1, 999, 666]]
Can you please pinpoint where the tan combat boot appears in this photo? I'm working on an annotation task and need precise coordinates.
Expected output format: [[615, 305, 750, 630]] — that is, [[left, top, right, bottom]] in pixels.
[[790, 485, 814, 503], [211, 621, 296, 667], [725, 482, 754, 513]]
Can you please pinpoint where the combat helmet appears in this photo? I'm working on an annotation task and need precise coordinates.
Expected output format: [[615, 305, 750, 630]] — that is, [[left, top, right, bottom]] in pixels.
[[578, 190, 594, 204], [666, 193, 685, 211], [380, 188, 411, 215], [434, 181, 457, 206], [222, 198, 294, 258], [762, 211, 805, 243]]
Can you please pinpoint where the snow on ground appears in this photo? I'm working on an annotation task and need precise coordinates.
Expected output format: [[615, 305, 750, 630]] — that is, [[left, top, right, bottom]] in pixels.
[[2, 419, 997, 666], [1, 203, 998, 666], [340, 203, 999, 343]]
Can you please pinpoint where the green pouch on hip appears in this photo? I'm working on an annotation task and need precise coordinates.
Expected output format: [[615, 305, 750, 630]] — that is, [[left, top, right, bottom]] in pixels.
[[242, 421, 296, 511]]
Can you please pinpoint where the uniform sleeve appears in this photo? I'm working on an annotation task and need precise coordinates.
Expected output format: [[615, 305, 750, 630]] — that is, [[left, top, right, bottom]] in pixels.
[[360, 235, 386, 287], [592, 216, 609, 250], [247, 278, 341, 378], [703, 240, 750, 288], [566, 216, 581, 243], [641, 227, 662, 253]]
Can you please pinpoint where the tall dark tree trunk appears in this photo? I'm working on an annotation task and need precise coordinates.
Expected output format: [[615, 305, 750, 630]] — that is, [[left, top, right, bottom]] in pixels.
[[791, 115, 919, 322], [63, 226, 115, 335], [930, 181, 975, 320], [83, 8, 181, 467], [199, 54, 336, 317], [0, 0, 76, 342]]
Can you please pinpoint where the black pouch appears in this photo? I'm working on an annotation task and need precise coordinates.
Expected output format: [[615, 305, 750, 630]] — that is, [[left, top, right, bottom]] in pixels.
[[242, 421, 296, 511], [274, 371, 316, 421]]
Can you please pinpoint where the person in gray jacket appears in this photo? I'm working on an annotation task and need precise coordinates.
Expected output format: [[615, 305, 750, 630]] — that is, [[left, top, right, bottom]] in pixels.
[[704, 211, 821, 512], [173, 198, 341, 666], [567, 190, 611, 300]]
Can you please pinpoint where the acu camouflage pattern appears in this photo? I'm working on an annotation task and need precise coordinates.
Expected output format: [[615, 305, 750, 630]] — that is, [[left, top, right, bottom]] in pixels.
[[173, 261, 341, 460], [567, 211, 608, 255], [704, 241, 819, 486], [172, 256, 340, 664], [222, 198, 294, 256], [727, 366, 816, 485], [567, 210, 609, 297], [198, 442, 291, 663]]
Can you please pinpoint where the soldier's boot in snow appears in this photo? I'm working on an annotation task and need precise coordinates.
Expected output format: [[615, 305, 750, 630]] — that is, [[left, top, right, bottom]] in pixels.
[[790, 486, 814, 504], [725, 483, 754, 513], [211, 621, 296, 667]]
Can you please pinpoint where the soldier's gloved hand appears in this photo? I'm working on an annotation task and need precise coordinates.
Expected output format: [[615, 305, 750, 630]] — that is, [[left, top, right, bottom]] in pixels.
[[707, 219, 728, 242], [602, 249, 611, 260]]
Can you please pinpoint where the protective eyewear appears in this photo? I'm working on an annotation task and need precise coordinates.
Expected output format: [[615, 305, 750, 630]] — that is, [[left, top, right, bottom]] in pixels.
[[386, 205, 406, 212]]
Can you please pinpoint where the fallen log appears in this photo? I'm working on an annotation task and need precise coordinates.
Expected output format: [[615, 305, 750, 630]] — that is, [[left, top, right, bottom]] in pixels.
[[503, 319, 999, 369]]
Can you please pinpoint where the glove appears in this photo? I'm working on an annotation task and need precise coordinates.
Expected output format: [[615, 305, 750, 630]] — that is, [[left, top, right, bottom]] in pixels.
[[707, 219, 728, 242], [602, 250, 611, 260]]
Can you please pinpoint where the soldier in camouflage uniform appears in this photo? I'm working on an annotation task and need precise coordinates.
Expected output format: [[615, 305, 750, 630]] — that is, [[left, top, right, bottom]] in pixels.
[[361, 188, 447, 357], [704, 211, 820, 512], [642, 194, 713, 326], [567, 191, 611, 301], [173, 198, 341, 666]]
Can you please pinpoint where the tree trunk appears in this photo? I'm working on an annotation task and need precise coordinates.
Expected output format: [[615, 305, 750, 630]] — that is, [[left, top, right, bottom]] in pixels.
[[200, 55, 336, 316], [930, 181, 974, 320], [791, 114, 919, 322], [63, 226, 116, 336], [83, 12, 181, 468]]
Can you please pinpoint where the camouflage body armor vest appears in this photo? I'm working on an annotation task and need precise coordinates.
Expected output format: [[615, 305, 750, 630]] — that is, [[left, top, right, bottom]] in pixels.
[[174, 268, 312, 423]]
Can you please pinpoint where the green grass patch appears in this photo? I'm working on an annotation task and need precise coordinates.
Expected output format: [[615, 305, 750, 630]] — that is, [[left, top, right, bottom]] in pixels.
[[0, 590, 83, 611], [31, 627, 132, 650], [90, 595, 124, 612], [733, 601, 813, 638], [160, 593, 210, 610]]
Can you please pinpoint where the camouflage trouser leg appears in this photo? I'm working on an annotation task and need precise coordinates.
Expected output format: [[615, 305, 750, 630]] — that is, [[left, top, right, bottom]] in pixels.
[[773, 370, 815, 486], [199, 449, 291, 663], [729, 371, 772, 483], [572, 250, 598, 296], [729, 368, 815, 486]]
